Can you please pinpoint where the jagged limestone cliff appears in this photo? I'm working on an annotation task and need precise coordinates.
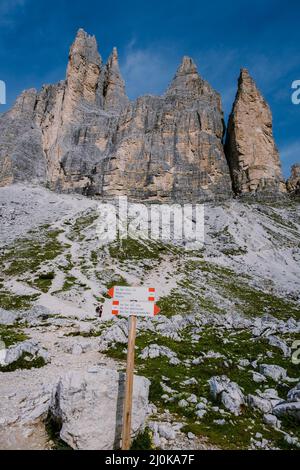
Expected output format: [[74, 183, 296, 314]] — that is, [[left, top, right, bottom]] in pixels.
[[0, 30, 288, 201]]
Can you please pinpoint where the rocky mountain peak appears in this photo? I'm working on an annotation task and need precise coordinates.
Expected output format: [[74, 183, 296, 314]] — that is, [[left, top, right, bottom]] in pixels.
[[166, 56, 203, 96], [69, 28, 102, 67], [177, 56, 198, 75], [225, 69, 286, 196], [102, 46, 128, 111], [0, 29, 291, 200], [66, 28, 102, 108]]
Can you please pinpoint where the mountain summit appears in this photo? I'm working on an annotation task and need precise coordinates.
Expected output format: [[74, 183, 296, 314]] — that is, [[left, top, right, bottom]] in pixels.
[[0, 29, 287, 200]]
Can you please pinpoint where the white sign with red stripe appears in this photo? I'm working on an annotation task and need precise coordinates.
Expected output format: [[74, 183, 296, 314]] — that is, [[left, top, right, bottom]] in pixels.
[[110, 300, 160, 317], [108, 286, 157, 302]]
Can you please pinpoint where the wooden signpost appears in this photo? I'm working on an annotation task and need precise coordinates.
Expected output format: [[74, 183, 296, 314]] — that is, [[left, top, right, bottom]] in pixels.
[[108, 286, 160, 451]]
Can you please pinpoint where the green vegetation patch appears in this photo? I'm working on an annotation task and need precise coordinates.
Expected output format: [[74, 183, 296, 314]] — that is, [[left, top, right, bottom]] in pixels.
[[220, 282, 300, 320], [0, 291, 40, 310], [108, 237, 171, 262], [0, 353, 46, 373], [131, 428, 153, 450], [157, 291, 194, 318], [68, 212, 99, 242], [0, 324, 28, 347], [184, 259, 299, 320], [45, 414, 73, 450], [1, 229, 65, 277], [30, 272, 55, 293]]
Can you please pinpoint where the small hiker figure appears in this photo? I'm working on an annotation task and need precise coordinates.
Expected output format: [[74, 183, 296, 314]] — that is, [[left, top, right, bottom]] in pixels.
[[96, 305, 103, 318]]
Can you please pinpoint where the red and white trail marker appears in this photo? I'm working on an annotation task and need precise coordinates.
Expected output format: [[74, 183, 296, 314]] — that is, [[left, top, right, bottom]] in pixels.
[[110, 300, 160, 317], [106, 285, 160, 450], [107, 285, 157, 302]]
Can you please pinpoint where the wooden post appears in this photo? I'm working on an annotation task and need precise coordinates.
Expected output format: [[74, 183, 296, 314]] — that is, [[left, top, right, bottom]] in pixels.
[[122, 315, 137, 450]]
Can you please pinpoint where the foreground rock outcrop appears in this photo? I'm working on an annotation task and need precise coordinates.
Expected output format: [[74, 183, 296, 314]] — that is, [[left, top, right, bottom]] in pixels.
[[225, 69, 286, 196], [0, 365, 150, 450], [51, 369, 150, 450], [0, 29, 290, 201]]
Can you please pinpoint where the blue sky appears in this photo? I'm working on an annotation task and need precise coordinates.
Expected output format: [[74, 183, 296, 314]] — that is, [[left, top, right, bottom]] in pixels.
[[0, 0, 299, 177]]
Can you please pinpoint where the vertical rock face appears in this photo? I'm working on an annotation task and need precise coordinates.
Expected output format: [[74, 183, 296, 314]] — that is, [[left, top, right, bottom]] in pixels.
[[0, 89, 46, 187], [65, 28, 102, 111], [100, 56, 232, 201], [287, 164, 300, 195], [102, 47, 129, 111], [225, 69, 286, 196], [0, 30, 288, 202]]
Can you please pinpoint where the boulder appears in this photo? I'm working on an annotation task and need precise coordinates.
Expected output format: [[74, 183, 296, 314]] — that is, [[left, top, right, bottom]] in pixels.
[[267, 336, 291, 358], [247, 395, 272, 414], [273, 382, 300, 423], [209, 375, 244, 415], [50, 368, 150, 450], [259, 364, 287, 381], [0, 309, 18, 326], [263, 414, 280, 428]]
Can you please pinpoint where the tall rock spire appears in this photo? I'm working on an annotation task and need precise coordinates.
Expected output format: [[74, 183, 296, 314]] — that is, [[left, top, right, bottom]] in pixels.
[[225, 68, 286, 196], [66, 29, 102, 108], [102, 47, 128, 111], [166, 56, 201, 96]]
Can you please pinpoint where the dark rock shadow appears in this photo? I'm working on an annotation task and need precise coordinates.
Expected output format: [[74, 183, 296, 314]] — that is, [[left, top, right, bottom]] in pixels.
[[113, 372, 125, 449]]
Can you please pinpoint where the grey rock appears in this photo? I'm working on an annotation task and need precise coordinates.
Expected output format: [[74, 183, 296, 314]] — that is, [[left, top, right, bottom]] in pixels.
[[209, 376, 245, 415], [238, 359, 250, 368], [182, 378, 198, 386], [196, 402, 207, 410], [195, 409, 207, 419], [273, 382, 300, 422], [187, 394, 198, 404], [158, 423, 176, 441], [287, 164, 300, 195], [267, 336, 291, 357], [259, 364, 287, 381], [0, 309, 18, 326], [178, 399, 189, 408], [252, 372, 267, 383], [0, 30, 233, 202], [51, 368, 150, 450], [139, 344, 179, 364], [247, 394, 272, 413], [287, 382, 300, 402], [263, 414, 280, 428], [213, 419, 226, 426], [284, 434, 300, 447], [0, 340, 49, 367], [98, 320, 128, 351], [71, 344, 83, 355]]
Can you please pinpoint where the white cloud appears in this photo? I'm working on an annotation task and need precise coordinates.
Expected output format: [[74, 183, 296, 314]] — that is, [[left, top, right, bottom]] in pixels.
[[120, 41, 179, 100]]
